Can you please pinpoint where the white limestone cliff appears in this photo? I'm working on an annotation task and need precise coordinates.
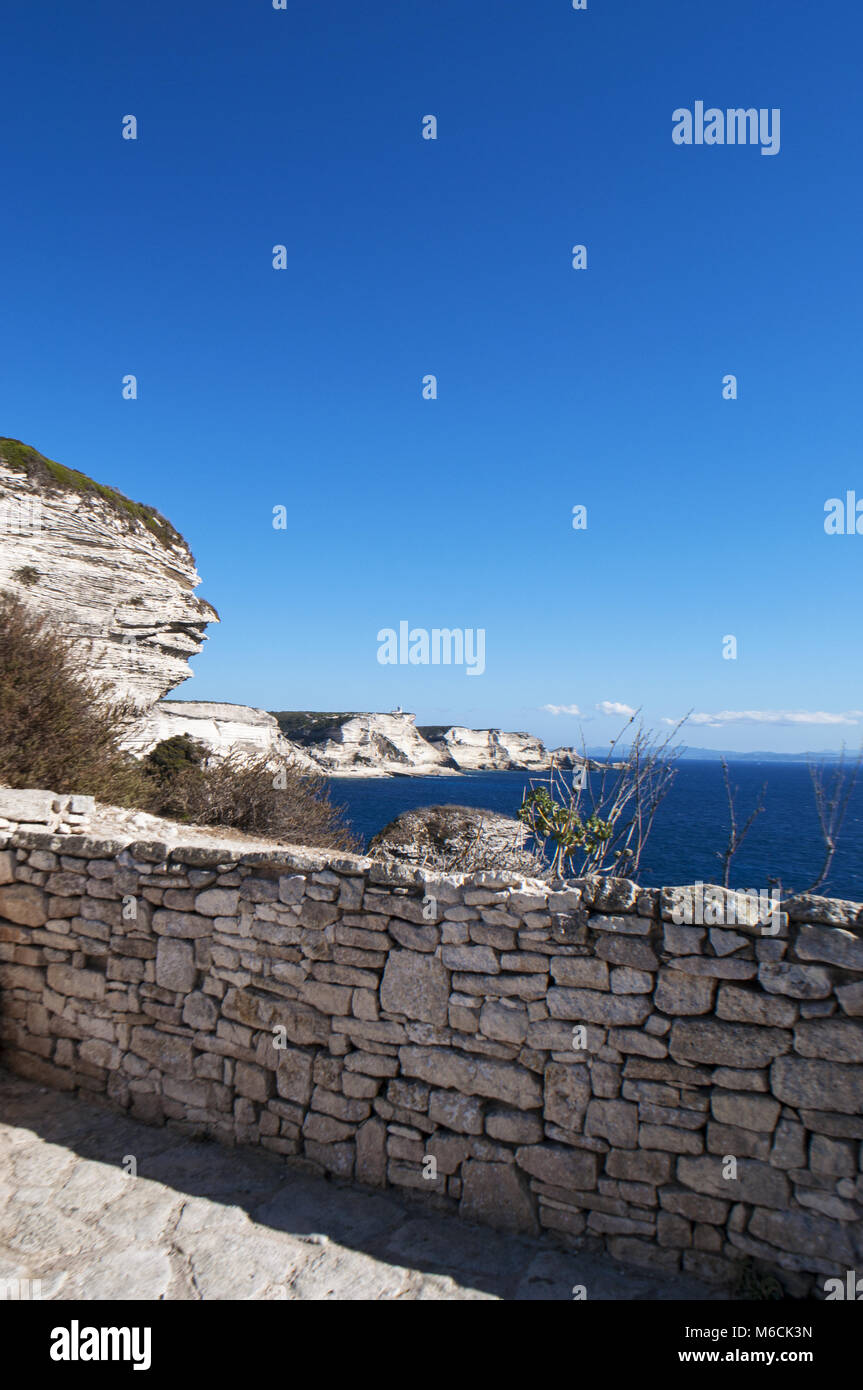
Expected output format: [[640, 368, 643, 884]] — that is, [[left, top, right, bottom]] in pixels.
[[421, 726, 552, 771], [125, 701, 322, 773], [293, 711, 458, 778], [0, 441, 217, 708]]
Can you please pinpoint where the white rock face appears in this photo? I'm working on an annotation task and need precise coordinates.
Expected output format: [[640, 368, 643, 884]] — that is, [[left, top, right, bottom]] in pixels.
[[125, 701, 322, 772], [301, 712, 458, 778], [422, 727, 552, 771], [0, 450, 217, 708]]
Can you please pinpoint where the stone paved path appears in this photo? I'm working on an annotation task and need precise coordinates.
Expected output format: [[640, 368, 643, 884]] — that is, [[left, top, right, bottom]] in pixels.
[[0, 1068, 725, 1301]]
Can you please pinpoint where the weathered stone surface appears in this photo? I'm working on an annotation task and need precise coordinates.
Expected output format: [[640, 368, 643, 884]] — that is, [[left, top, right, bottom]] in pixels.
[[585, 1098, 638, 1148], [548, 988, 651, 1026], [485, 1106, 544, 1144], [479, 999, 528, 1045], [130, 1026, 195, 1078], [380, 950, 449, 1026], [716, 984, 797, 1028], [676, 1156, 790, 1209], [155, 938, 196, 993], [770, 1055, 863, 1114], [460, 1161, 538, 1234], [441, 944, 499, 974], [795, 923, 863, 971], [355, 1116, 387, 1186], [669, 1019, 790, 1068], [515, 1144, 600, 1190], [595, 937, 659, 970], [428, 1088, 485, 1134], [550, 958, 609, 989], [655, 971, 716, 1016], [793, 1019, 863, 1063], [0, 883, 47, 926], [748, 1208, 855, 1265], [399, 1046, 542, 1110], [152, 909, 211, 939], [757, 962, 832, 999], [194, 888, 239, 917], [710, 1091, 781, 1132], [543, 1063, 590, 1131], [45, 963, 104, 1001]]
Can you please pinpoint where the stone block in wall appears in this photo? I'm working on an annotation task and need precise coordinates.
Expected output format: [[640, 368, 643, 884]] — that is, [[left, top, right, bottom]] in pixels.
[[548, 988, 651, 1027], [130, 1027, 195, 1078], [515, 1143, 599, 1189], [427, 1088, 484, 1134], [221, 987, 330, 1045], [0, 883, 47, 926], [640, 1125, 704, 1155], [676, 1156, 790, 1209], [771, 1055, 863, 1114], [479, 999, 527, 1045], [706, 1122, 770, 1161], [154, 938, 196, 992], [385, 920, 440, 953], [588, 914, 652, 937], [711, 1091, 781, 1132], [550, 957, 609, 989], [306, 1139, 355, 1178], [669, 1019, 790, 1068], [543, 1062, 590, 1130], [715, 984, 798, 1027], [355, 1116, 387, 1185], [748, 1208, 856, 1266], [46, 963, 105, 1002], [459, 1160, 538, 1235], [757, 962, 832, 999], [654, 971, 716, 1016], [379, 949, 449, 1026], [595, 937, 659, 970], [586, 1097, 638, 1148], [809, 1134, 857, 1177], [663, 924, 706, 955], [793, 1019, 863, 1063], [484, 1106, 543, 1144], [836, 980, 863, 1016], [271, 1047, 314, 1105], [399, 1046, 542, 1110], [151, 909, 211, 939]]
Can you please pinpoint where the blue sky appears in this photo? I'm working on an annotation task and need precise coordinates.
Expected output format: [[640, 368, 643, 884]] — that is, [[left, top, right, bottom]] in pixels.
[[2, 0, 861, 753]]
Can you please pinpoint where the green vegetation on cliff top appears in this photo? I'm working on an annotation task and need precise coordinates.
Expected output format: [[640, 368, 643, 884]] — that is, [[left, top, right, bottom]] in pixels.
[[271, 712, 359, 744], [0, 437, 184, 550]]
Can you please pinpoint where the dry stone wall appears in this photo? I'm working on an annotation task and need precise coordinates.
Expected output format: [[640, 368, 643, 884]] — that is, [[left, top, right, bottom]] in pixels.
[[1, 799, 862, 1291]]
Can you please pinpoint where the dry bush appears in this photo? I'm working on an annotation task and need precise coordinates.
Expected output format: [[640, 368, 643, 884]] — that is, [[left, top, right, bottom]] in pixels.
[[0, 593, 148, 803], [146, 746, 361, 852]]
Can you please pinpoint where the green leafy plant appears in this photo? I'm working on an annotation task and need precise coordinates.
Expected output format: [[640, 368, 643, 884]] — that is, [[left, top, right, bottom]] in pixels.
[[518, 787, 612, 876], [515, 715, 685, 879]]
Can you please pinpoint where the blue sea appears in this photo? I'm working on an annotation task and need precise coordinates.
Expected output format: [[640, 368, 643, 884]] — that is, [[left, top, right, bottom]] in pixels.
[[329, 761, 863, 902]]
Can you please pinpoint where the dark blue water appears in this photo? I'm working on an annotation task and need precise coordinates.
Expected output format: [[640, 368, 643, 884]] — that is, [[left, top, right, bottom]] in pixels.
[[329, 761, 863, 901]]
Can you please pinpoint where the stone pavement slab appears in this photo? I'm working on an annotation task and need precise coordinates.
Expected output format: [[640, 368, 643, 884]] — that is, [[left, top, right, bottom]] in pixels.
[[0, 1067, 725, 1301]]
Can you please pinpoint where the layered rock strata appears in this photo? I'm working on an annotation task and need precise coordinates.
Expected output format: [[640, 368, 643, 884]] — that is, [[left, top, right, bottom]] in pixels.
[[0, 440, 217, 707]]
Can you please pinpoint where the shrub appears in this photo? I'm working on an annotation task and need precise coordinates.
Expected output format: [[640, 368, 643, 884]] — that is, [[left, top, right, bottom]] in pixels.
[[142, 734, 206, 783], [145, 747, 360, 851], [0, 593, 148, 803], [0, 593, 360, 851]]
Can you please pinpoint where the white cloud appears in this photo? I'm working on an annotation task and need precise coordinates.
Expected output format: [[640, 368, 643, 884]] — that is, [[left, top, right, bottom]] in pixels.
[[541, 703, 581, 716], [661, 709, 863, 728], [596, 701, 636, 718]]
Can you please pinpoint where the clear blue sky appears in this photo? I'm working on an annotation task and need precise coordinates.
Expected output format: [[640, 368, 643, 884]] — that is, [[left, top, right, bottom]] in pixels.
[[3, 0, 861, 753]]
